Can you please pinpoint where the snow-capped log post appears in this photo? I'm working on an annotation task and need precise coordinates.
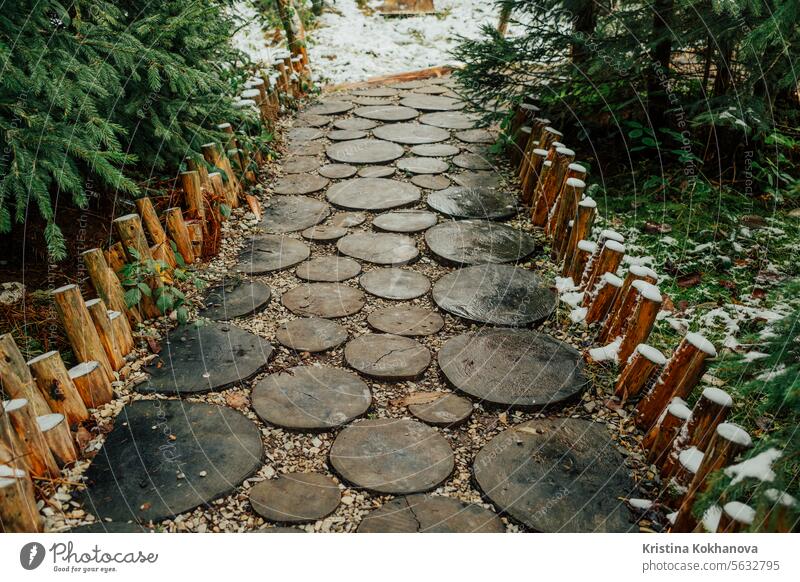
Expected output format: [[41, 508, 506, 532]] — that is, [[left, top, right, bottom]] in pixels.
[[165, 208, 195, 265], [671, 422, 752, 532], [763, 489, 798, 532], [615, 281, 662, 363], [565, 240, 597, 283], [0, 464, 42, 532], [549, 176, 586, 245], [560, 197, 596, 267], [497, 3, 512, 35], [273, 57, 290, 101], [635, 332, 717, 430], [68, 361, 114, 409], [256, 71, 280, 125], [579, 229, 624, 289], [717, 501, 755, 533], [521, 148, 548, 206], [0, 334, 52, 417], [184, 156, 211, 192], [1, 399, 59, 479], [180, 171, 208, 224], [614, 343, 667, 402], [201, 143, 241, 207], [208, 173, 227, 219], [36, 413, 76, 467], [108, 311, 134, 355], [672, 446, 704, 497], [27, 351, 89, 426], [112, 214, 161, 319], [518, 117, 549, 178], [599, 265, 658, 343], [533, 146, 574, 226], [510, 125, 531, 168], [51, 284, 114, 382], [642, 397, 691, 465], [584, 273, 623, 324], [84, 299, 125, 371], [581, 240, 625, 299], [81, 248, 139, 325]]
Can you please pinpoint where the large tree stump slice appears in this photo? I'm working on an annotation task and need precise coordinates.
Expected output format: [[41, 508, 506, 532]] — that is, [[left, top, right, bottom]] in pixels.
[[410, 143, 460, 157], [418, 111, 480, 129], [281, 283, 366, 318], [353, 106, 418, 122], [249, 472, 341, 523], [396, 157, 449, 174], [410, 174, 451, 190], [372, 210, 438, 233], [427, 187, 517, 220], [345, 334, 431, 380], [236, 235, 310, 274], [373, 123, 449, 144], [275, 318, 349, 353], [338, 233, 419, 265], [305, 100, 354, 116], [259, 196, 330, 233], [408, 393, 473, 427], [282, 156, 321, 174], [318, 164, 357, 179], [359, 268, 430, 300], [200, 279, 272, 321], [326, 178, 420, 211], [272, 174, 329, 195], [400, 95, 465, 112], [425, 220, 537, 265], [367, 306, 444, 336], [358, 494, 504, 533], [295, 256, 361, 282]]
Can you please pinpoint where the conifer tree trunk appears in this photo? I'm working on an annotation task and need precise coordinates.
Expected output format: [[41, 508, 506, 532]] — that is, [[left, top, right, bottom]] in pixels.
[[647, 0, 674, 130], [571, 1, 596, 65]]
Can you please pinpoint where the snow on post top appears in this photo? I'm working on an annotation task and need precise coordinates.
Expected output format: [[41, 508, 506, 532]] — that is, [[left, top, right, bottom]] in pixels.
[[716, 422, 752, 447], [702, 387, 733, 407], [631, 280, 662, 302], [723, 501, 756, 524], [686, 331, 717, 356], [636, 343, 667, 365]]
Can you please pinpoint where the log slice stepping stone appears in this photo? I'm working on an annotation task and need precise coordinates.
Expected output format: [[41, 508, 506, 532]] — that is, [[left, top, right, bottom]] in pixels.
[[344, 334, 431, 380], [452, 152, 492, 170], [327, 178, 420, 211], [283, 156, 321, 174], [236, 235, 310, 274], [455, 129, 496, 144], [391, 80, 428, 90], [140, 322, 273, 394], [427, 186, 518, 220], [353, 87, 400, 97], [330, 212, 366, 227], [353, 96, 395, 106], [372, 123, 450, 144], [328, 129, 367, 141], [410, 143, 460, 157], [412, 85, 449, 95], [360, 268, 430, 299], [259, 196, 330, 233], [408, 394, 473, 427], [296, 113, 330, 127], [301, 224, 348, 243], [334, 117, 379, 131], [473, 418, 636, 532], [295, 256, 361, 282], [69, 522, 150, 533], [432, 264, 556, 326], [452, 171, 503, 189], [353, 105, 418, 122], [396, 157, 449, 175], [411, 174, 451, 190], [200, 278, 271, 321], [319, 163, 357, 179], [439, 329, 587, 408], [275, 317, 348, 352], [306, 100, 354, 116], [367, 306, 444, 336], [287, 141, 325, 156], [357, 494, 503, 533], [419, 111, 479, 129], [330, 418, 453, 494], [425, 220, 537, 265], [249, 472, 341, 523], [372, 210, 438, 233], [252, 366, 371, 430], [273, 174, 329, 195], [338, 233, 419, 266], [358, 166, 394, 178], [79, 400, 262, 523], [326, 139, 404, 164], [401, 95, 465, 111], [287, 127, 324, 142], [282, 283, 366, 318]]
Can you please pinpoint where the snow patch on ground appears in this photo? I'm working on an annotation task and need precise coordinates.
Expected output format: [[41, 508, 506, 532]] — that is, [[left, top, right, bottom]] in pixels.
[[724, 448, 781, 485]]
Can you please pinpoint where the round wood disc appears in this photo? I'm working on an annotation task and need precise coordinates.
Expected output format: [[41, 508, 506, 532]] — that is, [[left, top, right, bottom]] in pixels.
[[328, 129, 367, 141], [319, 164, 357, 179], [306, 100, 354, 116], [358, 166, 395, 178], [452, 171, 503, 189], [353, 86, 400, 97], [419, 111, 479, 129], [372, 123, 450, 144], [275, 317, 349, 352], [372, 210, 438, 233], [413, 85, 449, 95], [283, 156, 321, 174], [345, 334, 431, 380], [301, 224, 348, 243], [260, 196, 330, 233], [410, 143, 460, 157], [330, 212, 366, 227], [455, 129, 495, 144], [354, 105, 419, 121], [391, 80, 428, 89], [201, 279, 271, 321], [359, 268, 430, 299], [408, 394, 473, 427], [367, 306, 443, 336], [327, 178, 420, 211], [249, 472, 341, 522], [400, 95, 465, 111], [427, 187, 518, 220], [425, 220, 537, 265], [334, 117, 379, 131], [282, 283, 366, 318], [326, 139, 404, 164], [411, 174, 451, 190], [296, 256, 361, 282], [273, 174, 329, 195], [357, 494, 503, 533], [473, 418, 636, 532], [138, 322, 273, 393], [396, 157, 449, 174], [296, 113, 330, 127], [236, 235, 310, 274], [252, 366, 371, 430], [78, 400, 262, 523], [287, 141, 326, 156], [338, 233, 419, 266], [432, 264, 557, 326], [439, 328, 587, 408], [353, 96, 395, 106], [452, 153, 492, 170], [287, 127, 324, 142]]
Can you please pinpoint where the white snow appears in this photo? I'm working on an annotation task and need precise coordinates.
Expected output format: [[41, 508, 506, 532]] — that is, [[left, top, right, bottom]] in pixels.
[[577, 240, 597, 253], [630, 264, 658, 281], [765, 488, 797, 507], [632, 280, 662, 303], [723, 501, 756, 524], [36, 413, 64, 432], [743, 351, 769, 362], [600, 229, 624, 243], [556, 146, 575, 156], [566, 177, 585, 188], [604, 239, 625, 254], [627, 498, 653, 510], [678, 446, 704, 473], [569, 306, 587, 323], [637, 344, 667, 365], [666, 511, 677, 524], [588, 337, 621, 363], [554, 276, 576, 293], [232, 2, 280, 66], [561, 291, 585, 308], [701, 505, 723, 532], [579, 196, 596, 208], [568, 163, 587, 173], [685, 331, 717, 356], [602, 272, 623, 287], [716, 422, 752, 447], [667, 397, 691, 420], [724, 448, 781, 485], [702, 387, 733, 407]]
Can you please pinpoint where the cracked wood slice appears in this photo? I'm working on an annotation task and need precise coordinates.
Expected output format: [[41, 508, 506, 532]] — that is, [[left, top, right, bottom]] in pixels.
[[275, 317, 349, 353], [338, 232, 420, 266], [295, 256, 361, 282], [235, 235, 310, 274], [353, 87, 400, 97], [357, 494, 504, 533], [452, 171, 503, 189], [281, 283, 366, 318], [200, 279, 271, 321], [326, 139, 405, 165], [408, 393, 473, 427], [249, 472, 341, 523], [296, 113, 330, 127], [454, 129, 495, 144], [327, 178, 421, 211], [372, 123, 450, 145], [427, 186, 518, 220], [330, 212, 366, 227], [367, 306, 444, 336], [259, 196, 330, 233], [452, 152, 492, 170], [328, 129, 367, 141], [359, 268, 430, 300], [344, 334, 431, 380], [425, 220, 537, 265], [372, 210, 438, 233], [287, 127, 324, 142], [287, 141, 325, 156], [272, 173, 329, 195], [357, 165, 395, 178]]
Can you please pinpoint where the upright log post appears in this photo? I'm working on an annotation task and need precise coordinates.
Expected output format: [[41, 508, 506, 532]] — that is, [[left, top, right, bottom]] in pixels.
[[0, 465, 42, 532], [521, 148, 549, 205], [0, 405, 31, 473], [68, 362, 114, 408], [549, 172, 586, 244], [718, 501, 755, 533], [581, 240, 626, 299], [0, 334, 51, 416], [584, 273, 623, 324], [36, 413, 77, 466], [112, 214, 161, 319], [642, 397, 690, 465], [108, 310, 134, 356], [599, 265, 658, 343], [533, 146, 574, 226], [85, 298, 125, 371], [560, 197, 596, 268], [763, 489, 798, 532], [614, 344, 667, 402], [104, 242, 127, 276], [164, 208, 195, 264], [27, 351, 89, 425], [185, 220, 204, 259], [1, 399, 59, 478], [82, 248, 140, 325], [180, 171, 208, 226], [184, 156, 211, 191], [616, 281, 662, 363], [201, 143, 240, 207], [565, 240, 597, 283], [518, 117, 550, 176]]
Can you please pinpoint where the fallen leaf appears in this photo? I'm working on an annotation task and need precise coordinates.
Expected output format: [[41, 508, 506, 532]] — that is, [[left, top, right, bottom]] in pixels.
[[75, 426, 93, 450], [225, 392, 249, 409], [644, 221, 672, 234], [394, 392, 442, 407], [498, 412, 508, 425], [146, 337, 161, 354], [676, 272, 702, 288]]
